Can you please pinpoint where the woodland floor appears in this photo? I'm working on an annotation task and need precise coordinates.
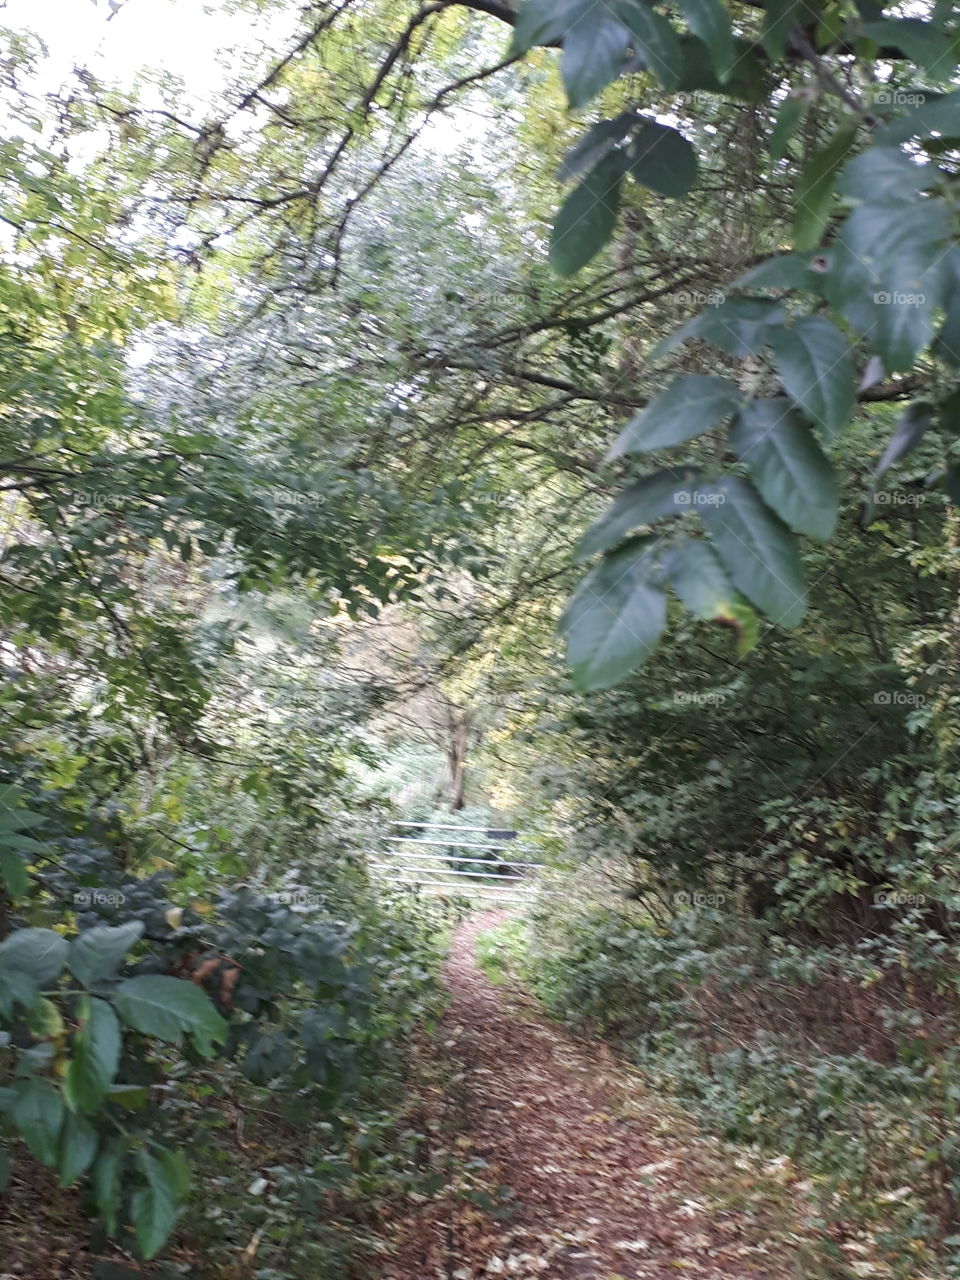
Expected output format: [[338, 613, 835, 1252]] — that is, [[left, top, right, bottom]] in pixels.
[[386, 910, 843, 1280]]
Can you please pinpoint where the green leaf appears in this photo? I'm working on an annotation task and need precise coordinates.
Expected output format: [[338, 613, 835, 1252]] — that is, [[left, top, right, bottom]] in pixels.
[[769, 95, 809, 161], [131, 1149, 183, 1260], [793, 123, 859, 251], [875, 401, 935, 479], [700, 476, 807, 626], [558, 113, 635, 181], [69, 921, 144, 988], [627, 119, 698, 197], [653, 297, 785, 360], [576, 468, 702, 561], [562, 15, 630, 109], [59, 1111, 98, 1188], [12, 1078, 64, 1167], [609, 375, 741, 457], [0, 969, 38, 1018], [825, 197, 951, 371], [94, 1140, 124, 1235], [664, 537, 738, 618], [106, 1083, 149, 1110], [561, 539, 666, 690], [550, 151, 624, 277], [932, 248, 960, 367], [861, 20, 959, 80], [0, 847, 28, 898], [678, 0, 735, 80], [732, 252, 825, 293], [763, 0, 820, 58], [64, 997, 122, 1113], [675, 34, 766, 101], [113, 975, 227, 1057], [616, 0, 681, 90], [836, 145, 936, 203], [770, 315, 855, 440], [729, 400, 839, 539], [0, 927, 68, 987], [511, 0, 585, 53], [876, 89, 960, 145]]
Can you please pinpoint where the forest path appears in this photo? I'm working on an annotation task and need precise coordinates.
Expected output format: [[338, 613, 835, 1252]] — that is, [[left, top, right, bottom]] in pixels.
[[387, 911, 817, 1280]]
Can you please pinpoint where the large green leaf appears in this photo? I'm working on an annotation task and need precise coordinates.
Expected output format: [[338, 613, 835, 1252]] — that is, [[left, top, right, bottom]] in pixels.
[[700, 477, 807, 626], [12, 1078, 64, 1167], [627, 119, 698, 197], [876, 89, 960, 145], [511, 0, 586, 52], [825, 197, 951, 371], [836, 145, 936, 203], [609, 375, 740, 456], [862, 19, 959, 80], [675, 34, 766, 101], [732, 252, 825, 294], [94, 1140, 125, 1235], [558, 113, 636, 181], [875, 401, 935, 480], [561, 540, 666, 690], [664, 537, 741, 619], [58, 1111, 98, 1188], [0, 846, 28, 898], [770, 316, 855, 440], [576, 468, 701, 561], [131, 1150, 182, 1260], [678, 0, 735, 80], [763, 0, 821, 58], [113, 975, 226, 1056], [653, 297, 785, 360], [793, 124, 859, 251], [932, 247, 960, 367], [616, 0, 681, 90], [69, 921, 144, 988], [562, 14, 631, 109], [64, 997, 122, 1113], [769, 95, 809, 161], [0, 927, 68, 987], [729, 400, 839, 540], [550, 151, 624, 277]]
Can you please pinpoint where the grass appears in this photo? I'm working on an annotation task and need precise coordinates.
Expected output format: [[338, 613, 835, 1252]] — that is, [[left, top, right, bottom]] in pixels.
[[474, 916, 529, 985]]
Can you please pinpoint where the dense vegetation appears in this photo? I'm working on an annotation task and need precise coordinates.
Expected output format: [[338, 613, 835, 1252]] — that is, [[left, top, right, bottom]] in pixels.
[[1, 0, 959, 1275]]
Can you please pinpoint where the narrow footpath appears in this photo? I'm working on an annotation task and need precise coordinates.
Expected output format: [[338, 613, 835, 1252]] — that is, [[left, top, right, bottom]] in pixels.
[[388, 911, 829, 1280]]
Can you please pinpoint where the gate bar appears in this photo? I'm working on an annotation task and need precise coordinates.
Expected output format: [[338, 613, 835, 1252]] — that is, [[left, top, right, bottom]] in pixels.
[[384, 837, 536, 855], [373, 851, 540, 871]]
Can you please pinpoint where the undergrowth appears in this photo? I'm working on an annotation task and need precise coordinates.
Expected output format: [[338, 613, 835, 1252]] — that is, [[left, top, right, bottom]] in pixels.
[[477, 907, 960, 1280]]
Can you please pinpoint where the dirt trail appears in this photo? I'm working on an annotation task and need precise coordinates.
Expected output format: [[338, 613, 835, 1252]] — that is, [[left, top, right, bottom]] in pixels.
[[388, 911, 817, 1280]]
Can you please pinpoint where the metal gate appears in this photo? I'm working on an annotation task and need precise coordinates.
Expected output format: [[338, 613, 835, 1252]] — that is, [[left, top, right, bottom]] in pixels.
[[369, 821, 539, 904]]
